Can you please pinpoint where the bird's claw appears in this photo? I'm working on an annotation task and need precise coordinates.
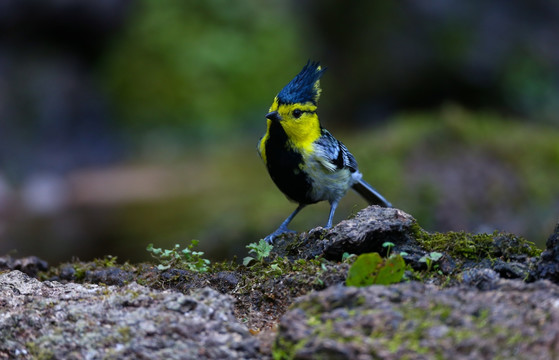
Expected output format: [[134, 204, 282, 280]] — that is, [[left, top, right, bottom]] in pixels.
[[264, 228, 297, 244]]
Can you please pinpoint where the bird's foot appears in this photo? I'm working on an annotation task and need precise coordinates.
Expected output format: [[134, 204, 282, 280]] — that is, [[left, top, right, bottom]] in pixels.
[[264, 226, 297, 244]]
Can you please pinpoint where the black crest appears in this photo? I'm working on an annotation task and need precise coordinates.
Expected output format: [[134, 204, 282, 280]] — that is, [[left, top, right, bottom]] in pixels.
[[277, 61, 325, 105]]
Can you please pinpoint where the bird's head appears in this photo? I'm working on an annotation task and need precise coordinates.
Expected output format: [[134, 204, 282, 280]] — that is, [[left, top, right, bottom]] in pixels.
[[265, 61, 326, 147]]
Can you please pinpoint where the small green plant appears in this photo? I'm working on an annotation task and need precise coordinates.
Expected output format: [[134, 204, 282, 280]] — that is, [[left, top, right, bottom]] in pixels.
[[342, 252, 356, 262], [346, 252, 405, 287], [146, 240, 210, 272], [419, 251, 443, 272], [94, 255, 119, 268], [382, 241, 395, 255], [243, 239, 273, 266]]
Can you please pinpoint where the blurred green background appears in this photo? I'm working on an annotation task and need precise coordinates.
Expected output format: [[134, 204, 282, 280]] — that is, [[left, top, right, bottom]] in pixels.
[[0, 0, 558, 264]]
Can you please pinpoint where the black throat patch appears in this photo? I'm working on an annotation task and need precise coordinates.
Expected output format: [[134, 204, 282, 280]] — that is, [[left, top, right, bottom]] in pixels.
[[264, 121, 314, 204]]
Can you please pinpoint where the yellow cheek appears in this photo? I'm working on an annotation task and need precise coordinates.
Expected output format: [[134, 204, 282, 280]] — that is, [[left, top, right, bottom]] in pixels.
[[270, 102, 321, 153]]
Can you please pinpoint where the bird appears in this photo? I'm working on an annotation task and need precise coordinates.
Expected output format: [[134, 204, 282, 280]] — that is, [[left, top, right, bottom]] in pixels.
[[257, 61, 391, 243]]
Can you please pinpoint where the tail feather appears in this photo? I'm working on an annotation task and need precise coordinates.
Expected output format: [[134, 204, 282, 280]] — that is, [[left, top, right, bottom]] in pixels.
[[352, 179, 392, 207]]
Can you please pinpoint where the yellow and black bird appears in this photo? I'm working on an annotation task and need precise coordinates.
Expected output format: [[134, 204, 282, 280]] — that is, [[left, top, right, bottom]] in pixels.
[[258, 61, 391, 243]]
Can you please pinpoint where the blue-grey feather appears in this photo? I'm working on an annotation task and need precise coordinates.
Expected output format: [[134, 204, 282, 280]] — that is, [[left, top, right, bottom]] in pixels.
[[314, 129, 358, 172]]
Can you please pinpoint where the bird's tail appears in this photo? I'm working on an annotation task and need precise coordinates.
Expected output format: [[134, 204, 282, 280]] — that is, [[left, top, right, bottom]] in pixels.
[[352, 179, 392, 207]]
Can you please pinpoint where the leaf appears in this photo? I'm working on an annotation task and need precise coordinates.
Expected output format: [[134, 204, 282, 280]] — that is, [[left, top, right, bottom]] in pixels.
[[346, 253, 382, 287], [428, 252, 443, 261], [246, 239, 273, 261], [346, 253, 405, 287], [147, 240, 211, 272], [375, 254, 406, 285], [243, 256, 255, 266]]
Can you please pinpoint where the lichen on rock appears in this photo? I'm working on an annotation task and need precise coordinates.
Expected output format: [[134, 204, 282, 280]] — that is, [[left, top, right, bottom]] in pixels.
[[0, 270, 260, 359], [275, 280, 559, 359]]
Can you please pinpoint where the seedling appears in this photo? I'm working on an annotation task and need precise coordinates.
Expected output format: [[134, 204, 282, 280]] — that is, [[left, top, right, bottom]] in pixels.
[[243, 239, 273, 266], [342, 252, 356, 262], [147, 240, 210, 272], [419, 251, 443, 272], [382, 241, 395, 255]]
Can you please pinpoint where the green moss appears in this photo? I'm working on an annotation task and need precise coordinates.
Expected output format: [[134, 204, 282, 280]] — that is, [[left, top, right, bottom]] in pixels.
[[73, 264, 87, 281], [278, 292, 532, 359], [273, 335, 310, 360], [372, 301, 525, 358], [375, 305, 440, 355], [25, 341, 55, 360], [116, 326, 132, 343], [94, 255, 119, 268], [411, 222, 541, 261]]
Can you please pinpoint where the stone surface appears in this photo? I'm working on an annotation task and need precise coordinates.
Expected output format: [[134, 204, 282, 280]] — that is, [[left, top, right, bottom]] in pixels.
[[0, 271, 261, 360], [272, 206, 427, 263], [276, 280, 559, 360], [533, 222, 559, 282], [322, 206, 418, 259], [0, 256, 48, 277]]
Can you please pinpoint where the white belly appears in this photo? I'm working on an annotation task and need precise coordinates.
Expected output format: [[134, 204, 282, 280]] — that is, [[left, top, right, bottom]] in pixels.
[[301, 154, 362, 203]]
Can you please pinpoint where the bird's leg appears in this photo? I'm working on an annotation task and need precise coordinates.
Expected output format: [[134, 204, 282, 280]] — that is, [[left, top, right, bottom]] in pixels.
[[264, 204, 306, 244], [325, 200, 339, 229]]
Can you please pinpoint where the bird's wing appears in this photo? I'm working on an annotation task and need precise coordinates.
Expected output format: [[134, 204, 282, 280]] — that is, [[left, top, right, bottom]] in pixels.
[[314, 129, 358, 172]]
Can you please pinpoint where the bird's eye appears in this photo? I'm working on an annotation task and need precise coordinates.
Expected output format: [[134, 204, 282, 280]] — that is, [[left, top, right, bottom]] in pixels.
[[292, 109, 303, 118]]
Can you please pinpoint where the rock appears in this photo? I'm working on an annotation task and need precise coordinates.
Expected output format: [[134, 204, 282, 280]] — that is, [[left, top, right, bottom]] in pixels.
[[533, 222, 559, 282], [492, 260, 530, 279], [461, 268, 500, 290], [544, 222, 559, 261], [210, 271, 241, 293], [275, 280, 559, 359], [0, 271, 261, 359], [272, 206, 427, 262], [83, 266, 135, 286], [1, 207, 552, 359], [272, 206, 541, 285], [0, 255, 48, 277], [322, 206, 418, 259]]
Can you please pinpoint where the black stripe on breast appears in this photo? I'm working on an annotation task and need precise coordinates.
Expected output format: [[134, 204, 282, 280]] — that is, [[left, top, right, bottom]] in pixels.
[[264, 121, 315, 204]]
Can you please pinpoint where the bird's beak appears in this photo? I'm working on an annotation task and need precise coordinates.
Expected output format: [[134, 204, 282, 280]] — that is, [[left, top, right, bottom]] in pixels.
[[266, 111, 281, 122]]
